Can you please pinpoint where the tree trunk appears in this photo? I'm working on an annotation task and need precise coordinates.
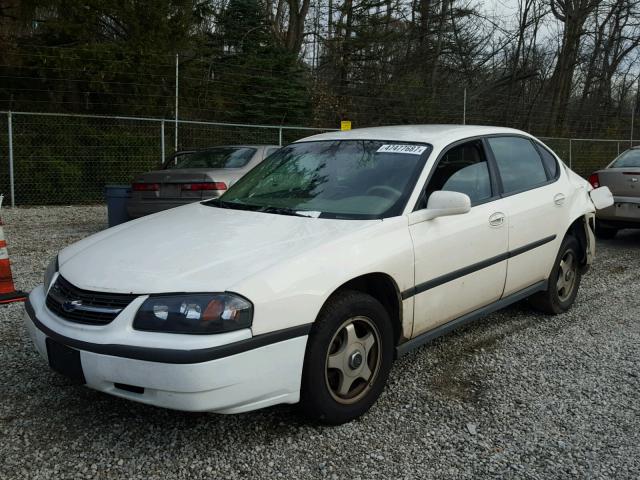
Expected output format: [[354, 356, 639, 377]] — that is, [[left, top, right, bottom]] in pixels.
[[285, 0, 311, 56], [547, 0, 598, 134], [430, 0, 449, 100]]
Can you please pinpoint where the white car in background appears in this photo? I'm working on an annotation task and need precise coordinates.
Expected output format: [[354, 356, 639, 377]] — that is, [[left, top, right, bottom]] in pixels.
[[24, 125, 612, 424]]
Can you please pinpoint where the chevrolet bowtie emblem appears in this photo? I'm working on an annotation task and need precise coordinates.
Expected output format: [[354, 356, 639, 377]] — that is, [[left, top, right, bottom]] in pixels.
[[62, 299, 83, 312]]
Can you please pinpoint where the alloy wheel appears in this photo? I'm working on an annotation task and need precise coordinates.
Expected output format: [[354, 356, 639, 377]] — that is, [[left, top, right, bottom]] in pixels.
[[556, 250, 577, 302], [325, 316, 382, 404]]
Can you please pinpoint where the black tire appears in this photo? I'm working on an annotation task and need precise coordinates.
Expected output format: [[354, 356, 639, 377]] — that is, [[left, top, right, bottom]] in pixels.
[[595, 221, 618, 239], [529, 235, 582, 315], [300, 290, 394, 424]]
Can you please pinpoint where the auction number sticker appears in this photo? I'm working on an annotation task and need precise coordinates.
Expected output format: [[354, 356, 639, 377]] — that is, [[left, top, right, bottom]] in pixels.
[[377, 144, 427, 155]]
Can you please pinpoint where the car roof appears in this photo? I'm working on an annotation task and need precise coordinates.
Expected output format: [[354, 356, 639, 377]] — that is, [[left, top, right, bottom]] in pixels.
[[296, 125, 533, 150]]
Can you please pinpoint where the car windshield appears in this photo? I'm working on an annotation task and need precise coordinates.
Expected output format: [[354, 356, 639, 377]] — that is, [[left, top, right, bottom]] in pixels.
[[206, 140, 431, 219], [611, 149, 640, 168], [166, 147, 256, 169]]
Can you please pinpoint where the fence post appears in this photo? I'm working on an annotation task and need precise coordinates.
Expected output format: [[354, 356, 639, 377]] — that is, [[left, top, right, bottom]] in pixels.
[[568, 138, 572, 169], [463, 88, 466, 125], [160, 120, 165, 165], [631, 92, 635, 148], [7, 112, 15, 207], [175, 54, 179, 152], [617, 141, 620, 156], [278, 127, 283, 146]]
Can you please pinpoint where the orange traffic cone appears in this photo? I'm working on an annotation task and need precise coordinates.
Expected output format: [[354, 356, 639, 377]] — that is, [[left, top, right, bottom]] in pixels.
[[0, 195, 26, 304]]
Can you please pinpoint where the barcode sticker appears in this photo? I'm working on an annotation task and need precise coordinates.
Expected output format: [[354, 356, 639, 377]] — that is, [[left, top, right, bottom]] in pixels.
[[377, 144, 427, 155]]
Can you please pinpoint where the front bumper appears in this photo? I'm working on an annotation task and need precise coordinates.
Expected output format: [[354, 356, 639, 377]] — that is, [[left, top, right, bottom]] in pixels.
[[24, 286, 309, 413]]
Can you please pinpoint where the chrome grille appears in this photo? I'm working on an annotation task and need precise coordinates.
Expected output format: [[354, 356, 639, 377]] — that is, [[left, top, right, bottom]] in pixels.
[[45, 276, 137, 325]]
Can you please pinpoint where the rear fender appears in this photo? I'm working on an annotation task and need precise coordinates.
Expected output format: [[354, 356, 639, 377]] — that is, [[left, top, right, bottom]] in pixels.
[[563, 180, 596, 268], [583, 212, 595, 267]]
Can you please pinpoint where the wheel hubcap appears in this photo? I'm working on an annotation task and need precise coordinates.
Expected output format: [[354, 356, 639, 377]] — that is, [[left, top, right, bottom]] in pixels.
[[325, 316, 381, 404], [349, 351, 363, 369], [556, 250, 577, 302]]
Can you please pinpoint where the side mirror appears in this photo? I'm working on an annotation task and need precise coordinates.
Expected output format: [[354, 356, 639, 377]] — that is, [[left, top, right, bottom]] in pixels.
[[408, 191, 471, 224]]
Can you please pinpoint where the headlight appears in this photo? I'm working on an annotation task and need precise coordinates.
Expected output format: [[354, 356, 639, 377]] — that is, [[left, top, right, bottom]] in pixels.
[[43, 256, 58, 291], [133, 293, 253, 334]]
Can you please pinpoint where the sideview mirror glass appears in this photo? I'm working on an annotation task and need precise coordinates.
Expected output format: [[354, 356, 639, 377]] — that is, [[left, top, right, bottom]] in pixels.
[[409, 191, 471, 224]]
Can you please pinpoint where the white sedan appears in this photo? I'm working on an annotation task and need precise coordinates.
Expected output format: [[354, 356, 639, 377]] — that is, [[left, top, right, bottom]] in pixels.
[[24, 125, 612, 424]]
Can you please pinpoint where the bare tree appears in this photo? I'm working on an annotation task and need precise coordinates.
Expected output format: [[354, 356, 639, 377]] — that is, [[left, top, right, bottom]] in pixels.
[[548, 0, 600, 132]]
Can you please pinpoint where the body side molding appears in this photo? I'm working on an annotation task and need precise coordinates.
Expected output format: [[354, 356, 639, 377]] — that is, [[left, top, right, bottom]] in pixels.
[[401, 235, 556, 299]]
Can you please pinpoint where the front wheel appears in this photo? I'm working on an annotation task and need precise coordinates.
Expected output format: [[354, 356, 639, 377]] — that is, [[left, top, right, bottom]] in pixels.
[[529, 235, 582, 314], [300, 291, 394, 424]]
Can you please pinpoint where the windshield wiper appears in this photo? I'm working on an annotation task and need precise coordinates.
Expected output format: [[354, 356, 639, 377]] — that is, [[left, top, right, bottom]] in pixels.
[[205, 199, 311, 216], [203, 198, 227, 208], [257, 206, 309, 217], [203, 198, 260, 211]]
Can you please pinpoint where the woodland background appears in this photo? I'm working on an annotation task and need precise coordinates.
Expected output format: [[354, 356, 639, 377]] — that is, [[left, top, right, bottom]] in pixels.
[[1, 0, 639, 203], [1, 0, 639, 135]]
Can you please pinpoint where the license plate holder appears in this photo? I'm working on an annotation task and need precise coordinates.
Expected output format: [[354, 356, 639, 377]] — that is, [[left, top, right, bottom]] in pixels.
[[160, 183, 181, 198], [46, 338, 86, 384], [615, 202, 640, 219]]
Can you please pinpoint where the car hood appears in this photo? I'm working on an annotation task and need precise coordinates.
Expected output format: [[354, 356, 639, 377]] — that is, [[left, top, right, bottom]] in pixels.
[[58, 202, 376, 294]]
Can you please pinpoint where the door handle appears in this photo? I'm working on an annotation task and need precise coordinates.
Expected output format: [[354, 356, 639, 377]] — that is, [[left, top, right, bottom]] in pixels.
[[554, 193, 566, 206], [489, 212, 505, 227]]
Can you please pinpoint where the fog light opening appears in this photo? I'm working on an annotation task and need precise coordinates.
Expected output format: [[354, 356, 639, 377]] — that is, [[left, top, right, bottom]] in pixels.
[[114, 383, 145, 394]]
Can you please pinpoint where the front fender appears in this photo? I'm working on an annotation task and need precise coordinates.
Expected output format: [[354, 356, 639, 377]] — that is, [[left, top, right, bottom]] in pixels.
[[230, 216, 415, 337]]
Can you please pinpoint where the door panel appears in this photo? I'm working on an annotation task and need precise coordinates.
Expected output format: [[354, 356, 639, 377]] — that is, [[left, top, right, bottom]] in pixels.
[[484, 136, 568, 295], [502, 183, 565, 296], [410, 199, 509, 337], [487, 135, 569, 296], [409, 138, 509, 337]]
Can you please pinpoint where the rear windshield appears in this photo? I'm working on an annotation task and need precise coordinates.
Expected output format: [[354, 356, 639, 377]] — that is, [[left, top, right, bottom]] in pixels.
[[611, 149, 640, 168], [166, 147, 256, 169]]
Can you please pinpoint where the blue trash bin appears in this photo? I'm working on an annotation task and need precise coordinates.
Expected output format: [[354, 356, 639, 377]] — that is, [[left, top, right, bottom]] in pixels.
[[105, 184, 132, 228]]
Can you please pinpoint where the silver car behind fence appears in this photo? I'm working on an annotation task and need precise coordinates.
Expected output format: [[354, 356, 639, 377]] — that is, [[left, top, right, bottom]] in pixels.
[[589, 146, 640, 238], [127, 145, 280, 218]]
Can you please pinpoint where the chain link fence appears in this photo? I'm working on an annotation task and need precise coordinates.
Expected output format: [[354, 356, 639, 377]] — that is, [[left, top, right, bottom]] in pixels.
[[539, 137, 639, 177], [1, 111, 638, 206], [0, 112, 335, 206]]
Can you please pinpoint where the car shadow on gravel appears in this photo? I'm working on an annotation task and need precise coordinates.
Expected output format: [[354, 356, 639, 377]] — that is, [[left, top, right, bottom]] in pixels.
[[397, 300, 550, 406], [598, 228, 640, 248], [0, 285, 596, 454], [2, 330, 312, 456], [8, 365, 315, 455]]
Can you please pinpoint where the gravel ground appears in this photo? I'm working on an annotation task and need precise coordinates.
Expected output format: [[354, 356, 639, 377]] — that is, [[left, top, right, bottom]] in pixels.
[[1, 205, 639, 479]]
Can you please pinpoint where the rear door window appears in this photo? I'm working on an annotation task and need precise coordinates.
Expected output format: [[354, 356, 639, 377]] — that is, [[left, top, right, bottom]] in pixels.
[[487, 137, 548, 194], [535, 143, 559, 179]]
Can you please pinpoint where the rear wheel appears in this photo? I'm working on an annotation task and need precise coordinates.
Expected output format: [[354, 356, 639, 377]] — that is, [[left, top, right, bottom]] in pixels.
[[529, 235, 582, 314], [595, 221, 618, 239], [300, 290, 394, 424]]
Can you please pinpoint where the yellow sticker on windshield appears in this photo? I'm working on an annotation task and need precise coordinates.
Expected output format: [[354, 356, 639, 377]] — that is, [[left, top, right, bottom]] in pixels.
[[377, 144, 427, 155]]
